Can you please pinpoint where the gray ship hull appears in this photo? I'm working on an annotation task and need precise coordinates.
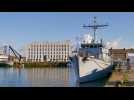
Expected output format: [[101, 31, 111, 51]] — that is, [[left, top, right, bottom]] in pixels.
[[71, 56, 113, 83], [79, 65, 113, 83]]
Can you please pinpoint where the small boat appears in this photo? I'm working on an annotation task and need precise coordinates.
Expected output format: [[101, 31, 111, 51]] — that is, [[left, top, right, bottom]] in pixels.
[[0, 55, 13, 67]]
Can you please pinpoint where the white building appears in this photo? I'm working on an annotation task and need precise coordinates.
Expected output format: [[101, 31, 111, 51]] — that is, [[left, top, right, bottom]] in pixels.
[[25, 40, 72, 62]]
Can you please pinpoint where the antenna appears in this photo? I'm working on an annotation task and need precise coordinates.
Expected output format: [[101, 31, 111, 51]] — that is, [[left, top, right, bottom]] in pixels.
[[82, 16, 108, 43]]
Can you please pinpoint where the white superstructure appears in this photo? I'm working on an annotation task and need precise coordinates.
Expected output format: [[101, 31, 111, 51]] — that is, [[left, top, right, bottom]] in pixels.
[[0, 55, 8, 62]]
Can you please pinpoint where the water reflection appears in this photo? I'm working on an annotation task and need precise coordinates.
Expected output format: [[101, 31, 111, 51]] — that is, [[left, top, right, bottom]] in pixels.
[[0, 68, 29, 86], [0, 66, 110, 87], [0, 66, 77, 87]]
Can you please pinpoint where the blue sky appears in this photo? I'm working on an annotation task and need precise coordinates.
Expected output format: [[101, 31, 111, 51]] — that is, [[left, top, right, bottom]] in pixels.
[[0, 12, 134, 51]]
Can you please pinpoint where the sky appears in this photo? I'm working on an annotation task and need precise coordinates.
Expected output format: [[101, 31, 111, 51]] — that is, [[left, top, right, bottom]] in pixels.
[[0, 12, 134, 52]]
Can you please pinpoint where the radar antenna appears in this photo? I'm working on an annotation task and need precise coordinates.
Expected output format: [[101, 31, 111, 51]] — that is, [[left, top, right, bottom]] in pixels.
[[83, 16, 108, 43]]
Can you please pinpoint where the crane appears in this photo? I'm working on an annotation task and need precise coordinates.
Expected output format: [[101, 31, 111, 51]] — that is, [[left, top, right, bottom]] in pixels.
[[8, 45, 22, 63]]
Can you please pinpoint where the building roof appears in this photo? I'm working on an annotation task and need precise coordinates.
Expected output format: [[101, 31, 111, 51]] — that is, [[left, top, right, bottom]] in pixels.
[[109, 48, 134, 53]]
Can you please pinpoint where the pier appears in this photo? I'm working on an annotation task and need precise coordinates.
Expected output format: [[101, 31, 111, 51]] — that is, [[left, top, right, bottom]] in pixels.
[[104, 48, 134, 87], [105, 63, 134, 87]]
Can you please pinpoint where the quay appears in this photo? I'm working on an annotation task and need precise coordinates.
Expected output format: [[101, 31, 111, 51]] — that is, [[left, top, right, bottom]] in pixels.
[[104, 48, 134, 87], [105, 64, 134, 87], [23, 62, 68, 67]]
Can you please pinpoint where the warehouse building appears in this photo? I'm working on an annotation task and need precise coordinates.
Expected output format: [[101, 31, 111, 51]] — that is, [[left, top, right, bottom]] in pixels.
[[25, 40, 72, 62]]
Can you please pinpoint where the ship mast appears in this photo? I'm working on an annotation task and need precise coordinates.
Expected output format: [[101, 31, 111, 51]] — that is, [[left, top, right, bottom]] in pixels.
[[83, 16, 108, 43]]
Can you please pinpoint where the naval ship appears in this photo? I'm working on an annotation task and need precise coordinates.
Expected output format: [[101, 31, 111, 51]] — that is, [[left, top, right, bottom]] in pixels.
[[69, 17, 113, 83]]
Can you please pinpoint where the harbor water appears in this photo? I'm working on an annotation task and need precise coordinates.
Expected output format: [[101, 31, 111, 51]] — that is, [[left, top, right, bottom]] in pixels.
[[0, 66, 110, 87], [0, 66, 78, 87]]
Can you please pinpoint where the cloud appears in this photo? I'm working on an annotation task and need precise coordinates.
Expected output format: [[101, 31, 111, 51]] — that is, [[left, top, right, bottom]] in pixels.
[[129, 45, 134, 49], [106, 37, 122, 49]]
